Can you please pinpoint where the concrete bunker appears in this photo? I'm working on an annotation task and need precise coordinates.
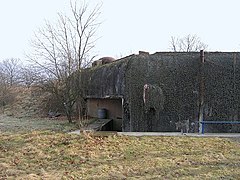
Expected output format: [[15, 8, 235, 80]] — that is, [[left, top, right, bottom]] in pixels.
[[87, 97, 123, 131], [84, 51, 240, 133]]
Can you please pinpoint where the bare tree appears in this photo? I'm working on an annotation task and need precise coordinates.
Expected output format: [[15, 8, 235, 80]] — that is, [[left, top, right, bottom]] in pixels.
[[27, 1, 101, 122], [0, 58, 21, 86], [170, 34, 208, 52], [18, 65, 40, 88], [0, 70, 8, 112], [0, 59, 21, 112]]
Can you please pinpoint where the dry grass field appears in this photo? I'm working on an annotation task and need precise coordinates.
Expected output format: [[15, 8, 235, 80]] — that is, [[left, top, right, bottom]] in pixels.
[[0, 127, 240, 179], [1, 112, 240, 179]]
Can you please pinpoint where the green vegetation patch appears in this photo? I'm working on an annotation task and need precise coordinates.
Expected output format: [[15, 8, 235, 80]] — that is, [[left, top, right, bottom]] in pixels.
[[0, 115, 78, 133], [0, 131, 239, 179]]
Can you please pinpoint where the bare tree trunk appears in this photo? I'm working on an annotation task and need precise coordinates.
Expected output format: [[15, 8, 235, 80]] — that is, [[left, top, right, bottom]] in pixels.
[[27, 1, 101, 123]]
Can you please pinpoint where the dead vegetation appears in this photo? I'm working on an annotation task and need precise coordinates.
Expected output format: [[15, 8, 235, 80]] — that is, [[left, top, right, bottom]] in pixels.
[[1, 86, 46, 117], [0, 131, 239, 179]]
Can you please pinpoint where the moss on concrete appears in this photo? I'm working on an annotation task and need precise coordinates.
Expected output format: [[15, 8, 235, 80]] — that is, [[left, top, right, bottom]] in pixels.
[[84, 52, 240, 132]]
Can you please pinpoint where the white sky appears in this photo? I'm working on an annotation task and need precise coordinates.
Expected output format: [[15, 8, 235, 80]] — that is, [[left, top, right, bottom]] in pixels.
[[1, 0, 240, 61]]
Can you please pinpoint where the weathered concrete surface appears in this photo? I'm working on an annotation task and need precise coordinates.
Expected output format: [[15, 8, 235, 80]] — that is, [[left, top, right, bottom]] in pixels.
[[69, 130, 81, 134], [85, 52, 240, 133], [69, 130, 240, 138], [87, 98, 122, 131], [118, 132, 240, 138]]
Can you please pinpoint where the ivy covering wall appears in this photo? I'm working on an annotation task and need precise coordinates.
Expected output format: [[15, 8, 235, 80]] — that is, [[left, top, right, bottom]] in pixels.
[[85, 52, 240, 132]]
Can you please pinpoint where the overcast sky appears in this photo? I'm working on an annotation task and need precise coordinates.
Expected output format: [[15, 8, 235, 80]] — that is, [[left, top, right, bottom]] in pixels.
[[1, 0, 240, 61]]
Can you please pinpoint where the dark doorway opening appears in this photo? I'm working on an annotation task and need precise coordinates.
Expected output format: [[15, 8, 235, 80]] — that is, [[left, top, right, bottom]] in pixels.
[[87, 97, 123, 131]]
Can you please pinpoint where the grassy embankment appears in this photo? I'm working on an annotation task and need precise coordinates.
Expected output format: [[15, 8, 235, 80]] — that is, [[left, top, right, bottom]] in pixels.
[[0, 130, 239, 179]]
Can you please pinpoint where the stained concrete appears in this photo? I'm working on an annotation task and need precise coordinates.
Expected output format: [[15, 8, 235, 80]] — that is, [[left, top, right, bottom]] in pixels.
[[84, 52, 240, 133], [117, 132, 240, 138], [69, 130, 240, 138]]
